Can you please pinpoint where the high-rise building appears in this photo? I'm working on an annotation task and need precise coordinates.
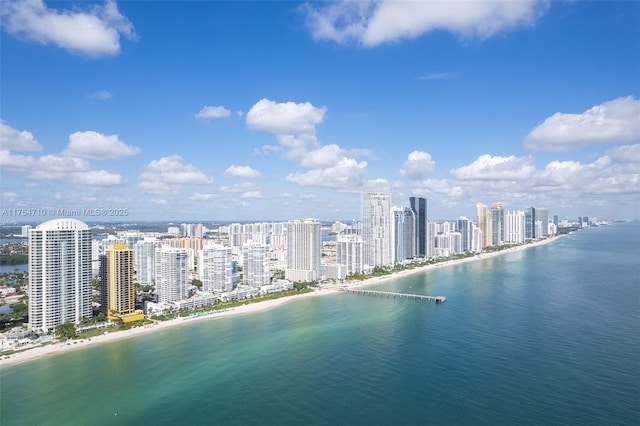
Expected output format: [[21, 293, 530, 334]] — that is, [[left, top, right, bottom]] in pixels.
[[476, 202, 493, 247], [456, 216, 472, 253], [28, 219, 92, 332], [100, 244, 135, 319], [491, 202, 506, 246], [409, 197, 427, 257], [134, 239, 163, 286], [525, 206, 536, 240], [335, 235, 364, 276], [362, 193, 393, 267], [505, 211, 525, 244], [286, 218, 321, 282], [403, 207, 417, 259], [242, 241, 271, 287], [199, 243, 233, 293], [155, 246, 189, 303], [391, 206, 406, 264], [537, 208, 549, 237]]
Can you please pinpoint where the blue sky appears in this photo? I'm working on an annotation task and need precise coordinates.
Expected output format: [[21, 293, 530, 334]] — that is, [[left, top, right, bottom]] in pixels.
[[1, 0, 639, 222]]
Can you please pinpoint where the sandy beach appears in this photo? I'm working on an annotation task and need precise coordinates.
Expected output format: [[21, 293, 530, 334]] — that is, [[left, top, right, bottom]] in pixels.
[[0, 236, 560, 368]]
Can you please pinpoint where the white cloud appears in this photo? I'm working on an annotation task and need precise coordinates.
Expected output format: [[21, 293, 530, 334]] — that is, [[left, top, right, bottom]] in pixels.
[[220, 182, 258, 193], [189, 193, 216, 201], [0, 121, 42, 151], [524, 97, 640, 151], [1, 0, 136, 57], [400, 150, 435, 180], [286, 158, 367, 189], [604, 144, 640, 164], [63, 131, 140, 159], [299, 144, 345, 168], [304, 0, 545, 46], [246, 98, 326, 138], [138, 155, 212, 194], [450, 154, 535, 180], [224, 165, 262, 179], [71, 170, 123, 186], [195, 105, 231, 119], [241, 191, 262, 199], [0, 150, 91, 180]]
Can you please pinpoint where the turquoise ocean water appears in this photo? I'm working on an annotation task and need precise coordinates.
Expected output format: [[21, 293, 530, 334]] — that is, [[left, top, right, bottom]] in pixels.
[[1, 223, 639, 425]]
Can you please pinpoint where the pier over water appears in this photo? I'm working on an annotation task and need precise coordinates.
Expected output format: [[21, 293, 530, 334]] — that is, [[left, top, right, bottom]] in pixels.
[[343, 289, 446, 304]]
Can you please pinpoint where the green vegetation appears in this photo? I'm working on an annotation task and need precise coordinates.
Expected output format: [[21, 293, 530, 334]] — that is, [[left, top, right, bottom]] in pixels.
[[55, 322, 77, 340], [0, 254, 28, 265], [0, 302, 28, 331]]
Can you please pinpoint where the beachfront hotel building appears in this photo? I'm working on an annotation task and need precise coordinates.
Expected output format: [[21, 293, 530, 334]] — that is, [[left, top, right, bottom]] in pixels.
[[198, 243, 234, 293], [505, 211, 525, 244], [285, 218, 321, 282], [362, 192, 393, 268], [100, 244, 137, 320], [28, 218, 93, 333], [155, 246, 189, 303]]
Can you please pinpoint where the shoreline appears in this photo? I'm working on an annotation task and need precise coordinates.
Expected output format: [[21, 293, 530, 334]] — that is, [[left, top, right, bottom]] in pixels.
[[0, 236, 560, 369]]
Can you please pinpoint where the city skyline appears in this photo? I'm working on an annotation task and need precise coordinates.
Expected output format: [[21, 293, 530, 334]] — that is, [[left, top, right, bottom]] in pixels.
[[1, 1, 639, 221]]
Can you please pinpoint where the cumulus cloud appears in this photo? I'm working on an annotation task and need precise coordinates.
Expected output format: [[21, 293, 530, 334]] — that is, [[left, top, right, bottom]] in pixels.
[[286, 158, 367, 189], [1, 0, 136, 56], [224, 165, 262, 179], [240, 191, 262, 199], [303, 0, 546, 46], [189, 193, 216, 201], [0, 121, 42, 151], [0, 150, 90, 180], [138, 155, 212, 194], [450, 154, 535, 180], [604, 144, 640, 164], [220, 182, 258, 193], [195, 105, 231, 119], [524, 97, 640, 151], [71, 170, 123, 186], [400, 150, 435, 180], [63, 131, 140, 159], [299, 144, 345, 168], [246, 98, 326, 141]]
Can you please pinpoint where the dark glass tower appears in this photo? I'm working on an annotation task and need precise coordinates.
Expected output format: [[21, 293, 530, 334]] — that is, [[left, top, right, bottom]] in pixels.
[[409, 197, 427, 257]]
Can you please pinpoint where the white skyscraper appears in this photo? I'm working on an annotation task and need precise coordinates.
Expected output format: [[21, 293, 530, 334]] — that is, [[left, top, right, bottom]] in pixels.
[[335, 234, 364, 276], [286, 218, 321, 282], [155, 246, 189, 303], [199, 243, 233, 293], [242, 241, 271, 288], [28, 219, 92, 332], [505, 210, 525, 244], [391, 206, 406, 264], [134, 238, 163, 286], [361, 192, 393, 268]]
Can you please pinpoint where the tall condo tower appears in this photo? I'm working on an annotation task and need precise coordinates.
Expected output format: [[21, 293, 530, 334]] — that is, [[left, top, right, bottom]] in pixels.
[[199, 243, 233, 293], [285, 218, 321, 282], [491, 202, 506, 246], [100, 244, 135, 319], [28, 218, 92, 332], [525, 206, 536, 240], [476, 202, 493, 248], [409, 196, 427, 257], [362, 193, 393, 268], [155, 246, 189, 302], [242, 241, 271, 287]]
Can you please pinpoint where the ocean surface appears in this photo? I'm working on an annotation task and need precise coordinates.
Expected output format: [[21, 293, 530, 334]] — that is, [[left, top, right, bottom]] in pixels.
[[1, 223, 639, 425]]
